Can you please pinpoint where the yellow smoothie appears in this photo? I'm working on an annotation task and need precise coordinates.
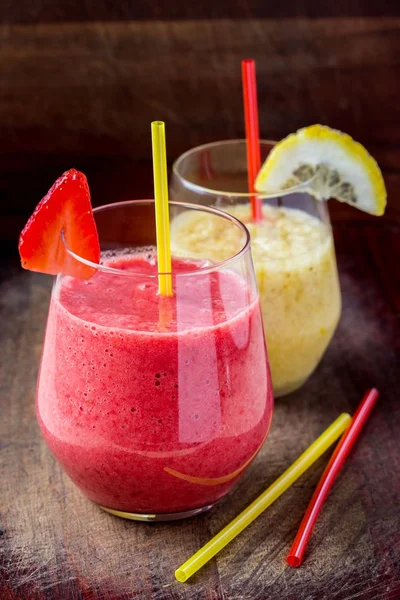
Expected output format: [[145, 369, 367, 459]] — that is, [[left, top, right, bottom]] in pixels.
[[170, 204, 341, 396]]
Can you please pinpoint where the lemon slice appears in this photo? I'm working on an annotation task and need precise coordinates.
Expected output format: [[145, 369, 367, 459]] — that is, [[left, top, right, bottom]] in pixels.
[[255, 125, 387, 216]]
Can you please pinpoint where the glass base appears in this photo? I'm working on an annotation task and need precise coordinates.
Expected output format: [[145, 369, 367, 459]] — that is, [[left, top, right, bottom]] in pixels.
[[99, 503, 214, 522], [274, 376, 309, 398]]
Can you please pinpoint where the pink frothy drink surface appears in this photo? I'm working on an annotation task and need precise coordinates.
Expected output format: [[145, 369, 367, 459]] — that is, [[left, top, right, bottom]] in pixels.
[[37, 254, 273, 514]]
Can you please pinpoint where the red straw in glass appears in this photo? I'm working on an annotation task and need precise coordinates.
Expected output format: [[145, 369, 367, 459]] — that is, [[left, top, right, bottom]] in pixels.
[[242, 59, 262, 222], [287, 388, 379, 568]]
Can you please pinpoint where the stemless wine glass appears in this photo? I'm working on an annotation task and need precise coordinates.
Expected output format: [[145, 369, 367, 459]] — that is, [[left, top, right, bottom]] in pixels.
[[36, 200, 273, 521], [170, 140, 342, 397]]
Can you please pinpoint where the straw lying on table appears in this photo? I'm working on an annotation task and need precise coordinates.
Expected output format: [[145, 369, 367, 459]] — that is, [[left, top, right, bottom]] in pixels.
[[151, 121, 173, 297], [242, 59, 262, 222], [287, 388, 379, 567], [175, 413, 351, 582]]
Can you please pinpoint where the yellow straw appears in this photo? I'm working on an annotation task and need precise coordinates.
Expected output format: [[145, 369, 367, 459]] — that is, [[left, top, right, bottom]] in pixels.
[[175, 412, 351, 582], [151, 121, 173, 296]]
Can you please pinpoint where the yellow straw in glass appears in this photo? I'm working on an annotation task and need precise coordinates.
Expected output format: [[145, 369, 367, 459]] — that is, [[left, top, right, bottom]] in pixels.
[[175, 412, 351, 582], [151, 121, 172, 296]]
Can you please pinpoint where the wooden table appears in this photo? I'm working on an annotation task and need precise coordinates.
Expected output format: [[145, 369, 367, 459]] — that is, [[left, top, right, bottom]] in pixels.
[[1, 205, 399, 600]]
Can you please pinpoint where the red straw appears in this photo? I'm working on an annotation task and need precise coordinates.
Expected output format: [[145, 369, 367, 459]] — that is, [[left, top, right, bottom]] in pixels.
[[242, 59, 262, 222], [287, 388, 379, 568]]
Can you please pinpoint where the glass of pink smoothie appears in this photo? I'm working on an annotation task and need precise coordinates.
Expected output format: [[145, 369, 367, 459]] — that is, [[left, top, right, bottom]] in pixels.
[[37, 200, 273, 521]]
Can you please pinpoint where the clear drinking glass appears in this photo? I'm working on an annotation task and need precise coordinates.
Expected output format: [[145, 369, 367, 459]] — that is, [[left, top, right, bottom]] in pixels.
[[170, 140, 342, 397], [36, 200, 273, 521]]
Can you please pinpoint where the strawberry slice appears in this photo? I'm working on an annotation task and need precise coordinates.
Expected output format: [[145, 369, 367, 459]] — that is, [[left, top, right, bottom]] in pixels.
[[19, 169, 100, 279]]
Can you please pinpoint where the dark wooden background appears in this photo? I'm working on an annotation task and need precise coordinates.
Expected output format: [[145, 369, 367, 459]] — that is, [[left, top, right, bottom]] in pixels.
[[1, 1, 400, 249], [1, 3, 400, 600]]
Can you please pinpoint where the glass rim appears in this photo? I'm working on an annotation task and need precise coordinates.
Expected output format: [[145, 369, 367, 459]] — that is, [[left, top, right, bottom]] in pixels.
[[172, 138, 318, 198], [61, 199, 251, 278]]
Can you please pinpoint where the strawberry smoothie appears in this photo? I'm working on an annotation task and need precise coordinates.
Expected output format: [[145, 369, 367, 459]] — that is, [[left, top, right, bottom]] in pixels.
[[37, 252, 272, 517]]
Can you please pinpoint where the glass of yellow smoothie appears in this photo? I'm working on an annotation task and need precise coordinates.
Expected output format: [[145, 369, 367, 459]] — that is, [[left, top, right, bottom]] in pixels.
[[169, 140, 342, 397]]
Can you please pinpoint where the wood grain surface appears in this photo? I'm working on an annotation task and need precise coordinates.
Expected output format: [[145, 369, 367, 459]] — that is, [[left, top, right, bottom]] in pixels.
[[2, 1, 400, 23], [1, 215, 399, 600], [1, 18, 400, 161], [1, 14, 400, 247]]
